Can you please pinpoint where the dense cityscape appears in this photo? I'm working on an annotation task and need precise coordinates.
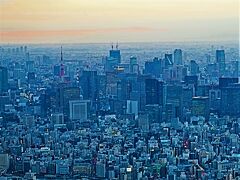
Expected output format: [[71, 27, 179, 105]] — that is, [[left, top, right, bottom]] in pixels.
[[0, 42, 239, 179]]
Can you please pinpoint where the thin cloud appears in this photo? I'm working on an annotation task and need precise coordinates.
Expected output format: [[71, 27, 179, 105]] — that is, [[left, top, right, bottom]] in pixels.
[[0, 27, 167, 42]]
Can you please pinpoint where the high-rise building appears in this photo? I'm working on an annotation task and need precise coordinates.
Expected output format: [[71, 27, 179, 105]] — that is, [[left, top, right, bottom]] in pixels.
[[209, 88, 221, 111], [27, 72, 35, 84], [219, 77, 238, 89], [0, 95, 10, 112], [166, 84, 183, 118], [174, 49, 183, 65], [130, 56, 139, 74], [145, 78, 164, 106], [51, 113, 64, 124], [96, 161, 106, 178], [23, 115, 35, 128], [191, 96, 209, 119], [0, 154, 9, 171], [80, 70, 98, 102], [216, 50, 226, 76], [231, 61, 239, 77], [164, 54, 173, 68], [216, 50, 225, 63], [189, 60, 199, 76], [182, 86, 194, 110], [117, 79, 132, 101], [26, 61, 35, 73], [53, 65, 61, 77], [104, 57, 119, 72], [109, 44, 121, 63], [184, 75, 198, 95], [105, 44, 121, 72], [138, 113, 149, 132], [57, 86, 81, 115], [126, 100, 138, 119], [144, 57, 163, 78], [60, 46, 65, 78], [69, 100, 88, 122], [145, 104, 162, 123], [42, 55, 51, 65], [130, 74, 152, 111], [0, 66, 8, 93], [221, 83, 240, 117]]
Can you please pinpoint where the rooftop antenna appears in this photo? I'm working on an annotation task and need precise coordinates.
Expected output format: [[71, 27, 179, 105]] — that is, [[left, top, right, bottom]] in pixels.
[[60, 46, 64, 77], [60, 46, 63, 63]]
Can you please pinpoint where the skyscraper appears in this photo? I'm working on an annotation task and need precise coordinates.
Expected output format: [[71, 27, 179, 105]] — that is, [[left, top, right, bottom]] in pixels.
[[126, 100, 138, 119], [26, 61, 35, 73], [164, 53, 173, 68], [144, 57, 163, 78], [216, 50, 225, 63], [79, 70, 98, 102], [57, 86, 81, 115], [189, 60, 199, 76], [130, 56, 139, 74], [174, 49, 183, 65], [216, 50, 225, 76], [0, 66, 8, 93], [221, 83, 240, 117], [105, 44, 121, 72], [60, 46, 65, 78], [145, 78, 164, 106], [192, 96, 210, 119], [69, 100, 88, 122], [166, 84, 183, 119], [109, 44, 121, 63]]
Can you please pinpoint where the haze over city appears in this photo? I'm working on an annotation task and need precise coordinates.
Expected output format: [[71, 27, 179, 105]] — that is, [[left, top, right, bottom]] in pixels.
[[0, 0, 240, 179]]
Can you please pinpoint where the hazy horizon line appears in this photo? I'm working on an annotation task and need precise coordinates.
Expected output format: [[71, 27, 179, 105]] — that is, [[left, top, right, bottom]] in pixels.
[[0, 40, 239, 46]]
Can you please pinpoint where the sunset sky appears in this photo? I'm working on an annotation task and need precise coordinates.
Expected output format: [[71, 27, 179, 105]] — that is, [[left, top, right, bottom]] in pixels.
[[0, 0, 239, 43]]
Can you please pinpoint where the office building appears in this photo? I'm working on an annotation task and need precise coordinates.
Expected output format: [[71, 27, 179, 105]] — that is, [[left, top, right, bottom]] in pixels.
[[166, 85, 183, 118], [126, 100, 138, 119], [51, 113, 64, 124], [145, 78, 164, 106], [57, 86, 81, 115], [144, 57, 163, 78], [216, 50, 225, 63], [130, 56, 139, 74], [26, 61, 34, 73], [216, 50, 226, 76], [189, 60, 199, 76], [164, 54, 173, 68], [54, 65, 61, 77], [105, 45, 121, 72], [138, 114, 149, 132], [69, 100, 88, 122], [191, 96, 209, 119], [96, 161, 106, 178], [174, 49, 183, 65], [0, 154, 10, 171], [219, 77, 238, 89], [221, 84, 240, 117], [80, 70, 98, 102], [109, 46, 121, 62], [0, 66, 8, 93]]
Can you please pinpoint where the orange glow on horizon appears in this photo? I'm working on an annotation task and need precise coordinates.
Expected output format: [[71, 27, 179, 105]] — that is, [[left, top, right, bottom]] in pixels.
[[0, 0, 239, 43]]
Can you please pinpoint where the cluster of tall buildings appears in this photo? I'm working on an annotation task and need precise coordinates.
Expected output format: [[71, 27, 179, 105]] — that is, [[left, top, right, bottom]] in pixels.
[[0, 44, 239, 179]]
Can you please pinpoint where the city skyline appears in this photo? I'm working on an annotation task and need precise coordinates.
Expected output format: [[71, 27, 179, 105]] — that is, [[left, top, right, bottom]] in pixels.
[[0, 0, 239, 43], [0, 0, 239, 179]]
